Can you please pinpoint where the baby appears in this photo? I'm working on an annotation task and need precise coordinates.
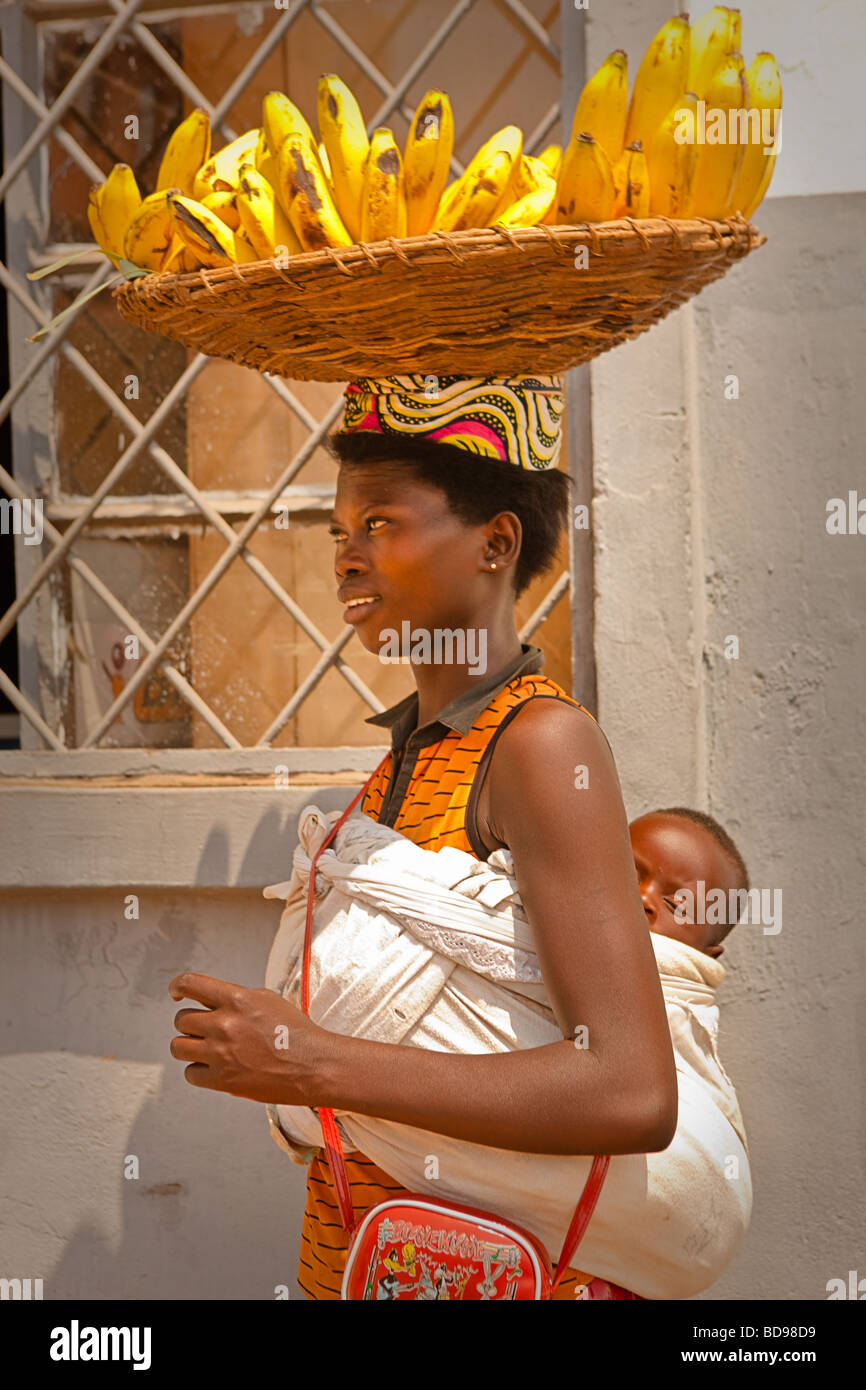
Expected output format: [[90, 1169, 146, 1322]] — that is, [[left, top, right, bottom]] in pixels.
[[629, 807, 750, 960]]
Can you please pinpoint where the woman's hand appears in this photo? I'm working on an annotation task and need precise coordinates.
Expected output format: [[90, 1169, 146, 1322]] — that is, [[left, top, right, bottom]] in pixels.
[[168, 972, 333, 1106]]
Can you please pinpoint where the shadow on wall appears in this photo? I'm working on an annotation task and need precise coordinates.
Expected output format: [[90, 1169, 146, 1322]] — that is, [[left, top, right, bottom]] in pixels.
[[1, 889, 311, 1301]]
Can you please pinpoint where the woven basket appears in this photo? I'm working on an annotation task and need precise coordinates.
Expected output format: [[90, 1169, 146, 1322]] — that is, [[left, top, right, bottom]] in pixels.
[[112, 215, 766, 381]]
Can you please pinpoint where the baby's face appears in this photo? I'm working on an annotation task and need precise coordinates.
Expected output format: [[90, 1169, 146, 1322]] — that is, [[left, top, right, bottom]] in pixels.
[[629, 813, 738, 959]]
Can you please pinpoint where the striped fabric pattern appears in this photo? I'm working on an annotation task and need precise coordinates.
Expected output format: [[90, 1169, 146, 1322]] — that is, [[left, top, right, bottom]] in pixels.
[[340, 374, 565, 470], [298, 673, 601, 1300]]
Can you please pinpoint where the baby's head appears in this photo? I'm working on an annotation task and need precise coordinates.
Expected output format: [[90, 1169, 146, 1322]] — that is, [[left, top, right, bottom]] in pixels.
[[629, 808, 749, 960]]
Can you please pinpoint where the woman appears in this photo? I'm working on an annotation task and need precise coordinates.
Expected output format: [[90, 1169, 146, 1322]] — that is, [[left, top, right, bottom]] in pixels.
[[169, 374, 678, 1301]]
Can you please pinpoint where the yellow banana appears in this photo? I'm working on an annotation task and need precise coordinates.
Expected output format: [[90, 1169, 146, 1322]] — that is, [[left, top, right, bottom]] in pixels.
[[360, 127, 407, 241], [624, 15, 690, 153], [432, 125, 523, 232], [236, 164, 302, 257], [537, 144, 562, 178], [570, 50, 628, 165], [492, 155, 555, 221], [433, 178, 461, 228], [156, 108, 211, 198], [262, 91, 319, 168], [554, 131, 616, 223], [687, 6, 741, 98], [403, 89, 454, 236], [279, 134, 353, 251], [612, 140, 651, 219], [647, 92, 700, 217], [494, 185, 556, 229], [123, 189, 181, 271], [232, 226, 261, 265], [87, 187, 112, 260], [202, 190, 241, 230], [88, 163, 142, 261], [317, 142, 333, 183], [192, 128, 259, 200], [318, 74, 369, 242], [168, 194, 239, 266], [728, 52, 781, 219], [163, 235, 195, 273], [254, 127, 292, 217], [495, 154, 552, 211], [691, 53, 749, 218]]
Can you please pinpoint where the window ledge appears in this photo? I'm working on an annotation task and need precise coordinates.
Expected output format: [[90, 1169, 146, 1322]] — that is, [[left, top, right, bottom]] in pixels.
[[0, 746, 390, 889]]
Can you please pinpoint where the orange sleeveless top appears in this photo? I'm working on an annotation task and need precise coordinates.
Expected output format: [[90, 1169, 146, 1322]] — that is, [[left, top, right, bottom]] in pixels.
[[298, 671, 597, 1300]]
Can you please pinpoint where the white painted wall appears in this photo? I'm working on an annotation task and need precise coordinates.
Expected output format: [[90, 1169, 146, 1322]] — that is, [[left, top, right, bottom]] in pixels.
[[588, 2, 866, 1300]]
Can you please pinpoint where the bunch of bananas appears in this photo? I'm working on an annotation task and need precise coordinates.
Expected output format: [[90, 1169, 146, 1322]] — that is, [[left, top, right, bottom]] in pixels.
[[85, 6, 781, 275], [547, 7, 781, 225]]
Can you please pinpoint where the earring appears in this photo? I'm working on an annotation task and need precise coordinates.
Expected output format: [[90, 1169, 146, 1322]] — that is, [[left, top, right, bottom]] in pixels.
[[489, 562, 497, 571]]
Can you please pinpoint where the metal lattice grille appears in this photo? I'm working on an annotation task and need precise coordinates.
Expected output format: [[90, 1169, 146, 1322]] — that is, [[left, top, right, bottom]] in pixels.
[[0, 0, 574, 754]]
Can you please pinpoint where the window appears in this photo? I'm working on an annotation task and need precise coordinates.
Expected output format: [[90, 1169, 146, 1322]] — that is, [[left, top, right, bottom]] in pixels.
[[1, 0, 585, 769]]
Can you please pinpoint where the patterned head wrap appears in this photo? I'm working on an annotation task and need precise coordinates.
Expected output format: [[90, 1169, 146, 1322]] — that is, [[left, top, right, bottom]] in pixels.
[[339, 373, 565, 471]]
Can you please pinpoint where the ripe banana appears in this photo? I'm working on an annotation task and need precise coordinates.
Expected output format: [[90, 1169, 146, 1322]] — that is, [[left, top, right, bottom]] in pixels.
[[163, 235, 201, 273], [403, 89, 454, 236], [495, 184, 556, 229], [624, 15, 690, 153], [537, 144, 562, 178], [691, 53, 749, 218], [88, 163, 142, 262], [262, 91, 320, 170], [156, 108, 211, 198], [168, 194, 241, 266], [279, 134, 353, 250], [318, 142, 333, 183], [571, 50, 628, 166], [202, 190, 241, 230], [233, 226, 261, 264], [647, 92, 700, 217], [360, 127, 407, 241], [123, 188, 181, 271], [491, 154, 554, 222], [687, 6, 741, 99], [728, 52, 781, 219], [192, 128, 260, 201], [554, 131, 616, 223], [254, 128, 292, 217], [432, 125, 522, 232], [612, 140, 651, 218], [236, 164, 302, 257], [318, 74, 369, 242]]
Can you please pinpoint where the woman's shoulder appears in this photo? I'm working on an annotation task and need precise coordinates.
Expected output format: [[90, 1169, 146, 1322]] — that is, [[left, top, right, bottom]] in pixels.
[[472, 678, 609, 857], [485, 672, 600, 742]]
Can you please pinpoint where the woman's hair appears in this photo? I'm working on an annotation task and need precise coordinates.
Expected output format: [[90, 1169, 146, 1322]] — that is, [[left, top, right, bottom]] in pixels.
[[326, 429, 572, 599]]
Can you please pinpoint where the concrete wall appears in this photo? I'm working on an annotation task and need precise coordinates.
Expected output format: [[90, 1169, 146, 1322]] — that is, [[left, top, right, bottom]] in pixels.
[[588, 3, 866, 1300], [0, 888, 312, 1299]]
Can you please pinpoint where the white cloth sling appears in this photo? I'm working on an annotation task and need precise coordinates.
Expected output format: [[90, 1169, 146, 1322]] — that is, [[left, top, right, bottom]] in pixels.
[[262, 806, 752, 1300]]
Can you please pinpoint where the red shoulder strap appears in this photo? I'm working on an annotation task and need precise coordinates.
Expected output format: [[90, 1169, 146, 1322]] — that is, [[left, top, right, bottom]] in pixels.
[[299, 750, 608, 1287]]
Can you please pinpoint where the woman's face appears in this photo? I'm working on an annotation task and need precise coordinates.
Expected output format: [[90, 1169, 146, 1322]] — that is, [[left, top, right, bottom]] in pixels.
[[330, 462, 494, 654]]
